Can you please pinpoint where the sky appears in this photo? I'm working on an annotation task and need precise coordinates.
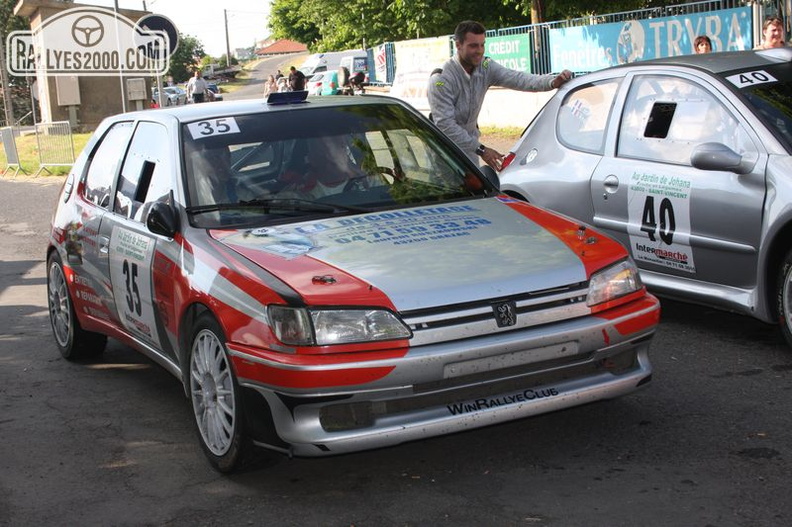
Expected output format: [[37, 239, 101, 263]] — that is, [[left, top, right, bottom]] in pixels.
[[86, 0, 272, 57]]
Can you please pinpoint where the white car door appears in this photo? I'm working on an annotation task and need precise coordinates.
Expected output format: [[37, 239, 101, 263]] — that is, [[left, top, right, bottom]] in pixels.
[[98, 121, 181, 360]]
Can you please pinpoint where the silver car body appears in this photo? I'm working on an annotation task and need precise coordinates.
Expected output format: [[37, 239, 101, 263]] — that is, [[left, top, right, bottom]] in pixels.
[[500, 48, 792, 330], [47, 95, 658, 469]]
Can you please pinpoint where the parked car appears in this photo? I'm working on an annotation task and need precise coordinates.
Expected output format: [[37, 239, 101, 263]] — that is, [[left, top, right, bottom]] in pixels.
[[319, 70, 340, 95], [499, 47, 792, 346], [46, 92, 659, 473], [152, 86, 186, 106], [306, 72, 326, 96], [206, 82, 223, 101]]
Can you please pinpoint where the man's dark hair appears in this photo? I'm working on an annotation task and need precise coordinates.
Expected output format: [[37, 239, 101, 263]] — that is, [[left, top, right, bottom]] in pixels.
[[454, 20, 486, 44]]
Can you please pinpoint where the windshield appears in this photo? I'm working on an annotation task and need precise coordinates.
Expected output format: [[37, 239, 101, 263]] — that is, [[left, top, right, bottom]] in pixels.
[[182, 103, 489, 228], [733, 68, 792, 150]]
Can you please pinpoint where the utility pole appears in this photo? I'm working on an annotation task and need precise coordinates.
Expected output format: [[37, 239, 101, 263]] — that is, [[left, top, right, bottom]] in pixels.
[[0, 34, 15, 127], [224, 10, 231, 67]]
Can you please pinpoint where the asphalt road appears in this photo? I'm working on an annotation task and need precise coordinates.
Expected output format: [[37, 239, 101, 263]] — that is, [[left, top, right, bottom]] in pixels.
[[1, 171, 792, 524], [223, 54, 304, 101]]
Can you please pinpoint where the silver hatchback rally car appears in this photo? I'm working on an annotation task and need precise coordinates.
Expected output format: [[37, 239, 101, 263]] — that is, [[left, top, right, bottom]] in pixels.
[[500, 48, 792, 347], [47, 92, 659, 472]]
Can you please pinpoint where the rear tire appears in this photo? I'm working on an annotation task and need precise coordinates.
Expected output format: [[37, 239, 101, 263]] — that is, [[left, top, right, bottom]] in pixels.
[[188, 313, 253, 473], [46, 252, 107, 360], [776, 248, 792, 347]]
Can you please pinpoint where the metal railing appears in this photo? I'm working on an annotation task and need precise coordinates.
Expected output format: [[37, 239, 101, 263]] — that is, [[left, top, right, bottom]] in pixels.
[[488, 0, 757, 75], [1, 126, 26, 177], [34, 121, 75, 176]]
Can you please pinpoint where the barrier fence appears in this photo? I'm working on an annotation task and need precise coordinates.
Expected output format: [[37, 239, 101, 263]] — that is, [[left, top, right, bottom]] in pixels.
[[1, 127, 26, 177], [366, 0, 782, 83], [496, 0, 756, 75], [35, 121, 75, 176]]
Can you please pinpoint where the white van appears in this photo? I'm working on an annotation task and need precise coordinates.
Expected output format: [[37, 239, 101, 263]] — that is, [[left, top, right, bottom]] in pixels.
[[339, 54, 369, 81], [299, 54, 329, 80]]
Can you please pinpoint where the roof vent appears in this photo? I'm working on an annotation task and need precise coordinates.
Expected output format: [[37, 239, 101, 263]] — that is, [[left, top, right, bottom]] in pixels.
[[266, 91, 309, 105]]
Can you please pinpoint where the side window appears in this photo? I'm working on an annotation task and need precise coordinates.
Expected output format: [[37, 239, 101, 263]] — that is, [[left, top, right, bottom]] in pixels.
[[618, 75, 754, 165], [364, 129, 456, 184], [557, 79, 621, 154], [114, 122, 172, 221], [83, 122, 134, 208]]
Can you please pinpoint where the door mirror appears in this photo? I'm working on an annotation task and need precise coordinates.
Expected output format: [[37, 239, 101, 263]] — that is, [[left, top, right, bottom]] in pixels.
[[690, 142, 754, 174], [146, 201, 179, 238]]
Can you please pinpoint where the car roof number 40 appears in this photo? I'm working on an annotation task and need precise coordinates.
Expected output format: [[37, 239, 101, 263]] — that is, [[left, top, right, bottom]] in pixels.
[[726, 70, 777, 88], [187, 117, 241, 140]]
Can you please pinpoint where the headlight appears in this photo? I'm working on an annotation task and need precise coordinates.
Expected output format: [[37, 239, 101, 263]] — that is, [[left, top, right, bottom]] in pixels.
[[587, 259, 643, 307], [268, 306, 412, 346]]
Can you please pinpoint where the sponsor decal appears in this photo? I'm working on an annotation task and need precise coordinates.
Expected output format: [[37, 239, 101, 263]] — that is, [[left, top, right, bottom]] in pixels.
[[227, 204, 494, 257], [326, 205, 491, 246], [6, 7, 170, 76], [109, 227, 160, 346], [627, 171, 695, 273], [246, 227, 318, 258], [448, 387, 560, 415]]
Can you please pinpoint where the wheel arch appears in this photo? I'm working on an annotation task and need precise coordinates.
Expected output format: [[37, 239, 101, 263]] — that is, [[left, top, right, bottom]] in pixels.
[[177, 301, 213, 396], [502, 189, 529, 202], [761, 220, 792, 322]]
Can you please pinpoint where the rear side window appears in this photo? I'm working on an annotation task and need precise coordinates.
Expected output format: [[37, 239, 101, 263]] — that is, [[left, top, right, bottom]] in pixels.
[[618, 75, 752, 165], [557, 79, 621, 154], [83, 121, 134, 208]]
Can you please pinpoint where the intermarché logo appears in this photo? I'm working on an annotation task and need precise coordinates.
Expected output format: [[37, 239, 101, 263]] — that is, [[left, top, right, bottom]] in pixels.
[[6, 6, 170, 76]]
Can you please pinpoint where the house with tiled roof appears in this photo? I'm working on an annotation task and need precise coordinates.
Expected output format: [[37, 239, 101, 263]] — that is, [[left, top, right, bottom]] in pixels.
[[255, 39, 308, 57]]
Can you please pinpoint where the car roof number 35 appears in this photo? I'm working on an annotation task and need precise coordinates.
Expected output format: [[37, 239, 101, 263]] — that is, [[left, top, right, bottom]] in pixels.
[[187, 117, 241, 140]]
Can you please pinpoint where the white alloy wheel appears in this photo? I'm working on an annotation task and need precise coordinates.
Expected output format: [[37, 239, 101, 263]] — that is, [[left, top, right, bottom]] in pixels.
[[190, 327, 237, 457]]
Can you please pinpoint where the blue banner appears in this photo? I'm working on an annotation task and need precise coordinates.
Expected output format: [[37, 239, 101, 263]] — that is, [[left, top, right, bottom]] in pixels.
[[549, 7, 753, 73]]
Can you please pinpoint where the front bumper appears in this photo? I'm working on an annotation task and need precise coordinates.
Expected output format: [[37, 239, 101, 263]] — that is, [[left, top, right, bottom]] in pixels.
[[231, 295, 658, 456]]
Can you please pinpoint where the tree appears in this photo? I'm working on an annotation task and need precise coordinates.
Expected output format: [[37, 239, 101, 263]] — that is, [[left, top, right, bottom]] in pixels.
[[1, 0, 36, 126], [268, 0, 658, 51], [514, 0, 651, 23], [166, 33, 206, 83], [269, 0, 322, 48]]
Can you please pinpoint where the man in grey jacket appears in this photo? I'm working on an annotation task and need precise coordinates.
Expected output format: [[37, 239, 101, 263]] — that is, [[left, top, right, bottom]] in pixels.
[[428, 20, 572, 170]]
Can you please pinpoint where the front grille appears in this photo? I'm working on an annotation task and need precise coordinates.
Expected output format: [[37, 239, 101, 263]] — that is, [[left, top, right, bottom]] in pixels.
[[400, 282, 590, 346]]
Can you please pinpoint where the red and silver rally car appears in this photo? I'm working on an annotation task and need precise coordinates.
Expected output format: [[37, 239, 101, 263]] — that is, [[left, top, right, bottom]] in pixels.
[[47, 92, 660, 472]]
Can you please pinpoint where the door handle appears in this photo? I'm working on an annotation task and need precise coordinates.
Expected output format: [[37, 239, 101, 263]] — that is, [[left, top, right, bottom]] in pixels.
[[99, 235, 110, 255], [602, 175, 619, 199]]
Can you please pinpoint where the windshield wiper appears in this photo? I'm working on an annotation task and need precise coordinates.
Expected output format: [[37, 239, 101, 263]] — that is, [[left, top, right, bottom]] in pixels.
[[186, 198, 371, 216]]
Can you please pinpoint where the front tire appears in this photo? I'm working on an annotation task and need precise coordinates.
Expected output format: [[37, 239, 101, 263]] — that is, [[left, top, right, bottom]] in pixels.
[[188, 313, 252, 473], [47, 252, 107, 360], [776, 248, 792, 348]]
